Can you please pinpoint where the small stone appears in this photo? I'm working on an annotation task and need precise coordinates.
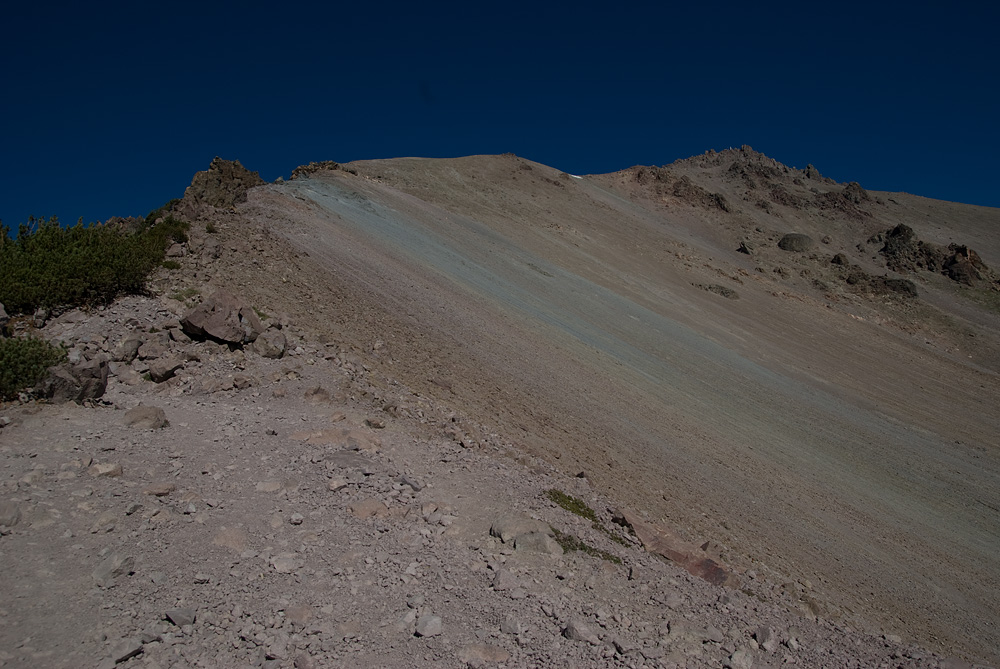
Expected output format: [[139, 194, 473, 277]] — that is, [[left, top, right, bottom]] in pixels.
[[500, 616, 522, 635], [256, 481, 283, 493], [564, 620, 600, 644], [92, 552, 133, 587], [143, 482, 176, 497], [415, 615, 442, 637], [349, 497, 387, 519], [327, 478, 347, 492], [193, 573, 211, 584], [514, 532, 564, 555], [491, 569, 522, 592], [756, 626, 778, 652], [138, 629, 162, 644], [124, 405, 168, 429], [211, 527, 249, 553], [89, 509, 118, 534], [88, 462, 123, 478], [109, 637, 143, 664], [148, 356, 183, 383], [165, 608, 197, 627], [253, 330, 288, 359], [725, 648, 754, 669], [286, 604, 313, 626], [490, 515, 551, 543], [271, 553, 302, 573], [613, 637, 639, 655], [0, 501, 21, 527], [293, 654, 317, 669], [396, 609, 417, 631], [399, 475, 424, 491], [457, 644, 511, 665], [289, 513, 304, 525]]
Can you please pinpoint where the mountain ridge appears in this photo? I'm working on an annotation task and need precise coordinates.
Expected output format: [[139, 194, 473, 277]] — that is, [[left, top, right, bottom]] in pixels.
[[3, 148, 998, 666]]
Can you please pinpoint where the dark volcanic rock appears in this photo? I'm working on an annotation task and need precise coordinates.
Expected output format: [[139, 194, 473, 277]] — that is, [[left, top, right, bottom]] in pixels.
[[184, 157, 265, 208], [877, 225, 996, 286], [291, 161, 347, 180], [842, 181, 870, 204], [37, 357, 109, 403], [777, 233, 815, 252], [252, 329, 287, 359], [181, 290, 263, 345]]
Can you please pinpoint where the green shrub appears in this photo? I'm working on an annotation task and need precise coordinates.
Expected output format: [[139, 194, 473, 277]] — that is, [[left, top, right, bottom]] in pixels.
[[546, 489, 598, 522], [161, 260, 181, 270], [144, 198, 182, 227], [0, 336, 66, 400], [550, 527, 622, 565], [205, 221, 217, 234], [546, 488, 631, 547], [0, 211, 190, 314]]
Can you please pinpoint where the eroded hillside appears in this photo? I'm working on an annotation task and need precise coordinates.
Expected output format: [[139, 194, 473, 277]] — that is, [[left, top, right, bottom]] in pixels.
[[176, 149, 1000, 663]]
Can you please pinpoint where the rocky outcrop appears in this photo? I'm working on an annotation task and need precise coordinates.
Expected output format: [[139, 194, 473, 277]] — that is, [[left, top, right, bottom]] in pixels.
[[842, 182, 870, 204], [180, 290, 263, 345], [0, 302, 8, 335], [632, 168, 730, 211], [36, 356, 109, 403], [183, 157, 265, 208], [875, 224, 998, 287], [290, 161, 353, 180]]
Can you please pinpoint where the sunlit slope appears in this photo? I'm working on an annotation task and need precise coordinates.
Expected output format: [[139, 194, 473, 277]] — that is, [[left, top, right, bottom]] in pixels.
[[249, 156, 1000, 660]]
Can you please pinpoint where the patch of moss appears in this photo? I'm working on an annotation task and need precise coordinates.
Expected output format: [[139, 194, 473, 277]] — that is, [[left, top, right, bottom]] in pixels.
[[598, 523, 632, 548], [546, 489, 598, 522], [168, 287, 199, 302], [551, 527, 622, 565]]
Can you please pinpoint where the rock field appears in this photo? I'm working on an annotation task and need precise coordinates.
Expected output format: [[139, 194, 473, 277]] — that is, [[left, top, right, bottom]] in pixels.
[[0, 292, 984, 668]]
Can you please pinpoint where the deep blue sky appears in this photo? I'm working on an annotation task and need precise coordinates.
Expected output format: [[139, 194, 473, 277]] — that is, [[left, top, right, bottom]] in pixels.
[[3, 1, 998, 227]]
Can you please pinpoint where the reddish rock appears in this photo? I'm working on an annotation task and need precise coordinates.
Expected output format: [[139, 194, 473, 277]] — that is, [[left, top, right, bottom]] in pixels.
[[620, 510, 738, 587]]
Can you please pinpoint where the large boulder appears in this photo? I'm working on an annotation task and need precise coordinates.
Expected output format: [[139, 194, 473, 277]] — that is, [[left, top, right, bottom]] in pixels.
[[181, 290, 263, 345], [777, 233, 815, 252], [37, 356, 109, 403]]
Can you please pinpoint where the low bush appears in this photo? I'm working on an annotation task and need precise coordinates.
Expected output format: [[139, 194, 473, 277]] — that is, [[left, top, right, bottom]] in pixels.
[[0, 336, 66, 400], [0, 212, 190, 314]]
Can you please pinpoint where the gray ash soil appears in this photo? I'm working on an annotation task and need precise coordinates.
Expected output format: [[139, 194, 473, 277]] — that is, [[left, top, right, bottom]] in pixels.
[[0, 295, 978, 668]]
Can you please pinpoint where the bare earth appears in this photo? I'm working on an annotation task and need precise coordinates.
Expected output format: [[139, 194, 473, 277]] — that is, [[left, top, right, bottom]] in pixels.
[[1, 148, 998, 668]]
